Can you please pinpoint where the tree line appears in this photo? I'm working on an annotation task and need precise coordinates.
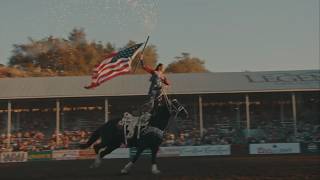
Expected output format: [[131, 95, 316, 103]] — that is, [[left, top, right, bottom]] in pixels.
[[0, 28, 209, 78]]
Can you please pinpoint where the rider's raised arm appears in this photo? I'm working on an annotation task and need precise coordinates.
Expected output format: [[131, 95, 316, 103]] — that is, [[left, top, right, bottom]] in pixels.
[[139, 54, 155, 74], [140, 61, 154, 74]]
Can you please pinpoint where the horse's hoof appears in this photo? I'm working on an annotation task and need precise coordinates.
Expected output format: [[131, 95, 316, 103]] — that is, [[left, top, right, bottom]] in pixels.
[[152, 169, 161, 175], [151, 164, 161, 174], [90, 159, 101, 169], [120, 169, 129, 175], [121, 162, 133, 174], [90, 164, 98, 169]]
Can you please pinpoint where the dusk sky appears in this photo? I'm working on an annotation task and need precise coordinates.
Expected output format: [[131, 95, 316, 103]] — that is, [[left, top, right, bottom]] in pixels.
[[0, 0, 319, 72]]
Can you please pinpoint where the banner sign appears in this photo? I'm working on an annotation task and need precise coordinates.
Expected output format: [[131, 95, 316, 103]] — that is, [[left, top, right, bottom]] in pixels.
[[157, 147, 181, 157], [250, 143, 300, 154], [103, 148, 129, 159], [301, 142, 320, 154], [52, 150, 79, 160], [78, 149, 96, 160], [179, 145, 231, 156], [129, 147, 151, 158], [129, 145, 231, 158], [0, 152, 28, 163], [28, 151, 52, 161]]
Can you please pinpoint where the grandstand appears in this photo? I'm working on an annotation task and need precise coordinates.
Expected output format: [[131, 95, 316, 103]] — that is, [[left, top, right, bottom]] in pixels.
[[0, 69, 319, 152]]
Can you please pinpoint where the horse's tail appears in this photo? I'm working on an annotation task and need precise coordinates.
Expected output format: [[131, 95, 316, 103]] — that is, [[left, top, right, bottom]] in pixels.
[[79, 119, 120, 149]]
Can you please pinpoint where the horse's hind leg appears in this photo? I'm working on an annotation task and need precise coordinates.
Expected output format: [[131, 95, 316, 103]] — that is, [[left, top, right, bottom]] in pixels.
[[90, 143, 104, 169], [90, 144, 119, 169], [121, 146, 145, 174], [93, 143, 104, 154], [151, 146, 160, 174], [100, 144, 119, 158]]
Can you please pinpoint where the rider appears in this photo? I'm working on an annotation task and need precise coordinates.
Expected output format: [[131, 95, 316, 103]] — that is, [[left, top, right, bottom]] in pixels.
[[139, 56, 170, 111]]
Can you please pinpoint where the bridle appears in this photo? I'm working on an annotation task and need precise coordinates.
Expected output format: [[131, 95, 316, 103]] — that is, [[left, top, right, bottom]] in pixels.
[[160, 89, 188, 119]]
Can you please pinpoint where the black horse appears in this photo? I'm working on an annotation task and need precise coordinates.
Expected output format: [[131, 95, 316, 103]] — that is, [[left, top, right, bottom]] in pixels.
[[80, 99, 188, 174]]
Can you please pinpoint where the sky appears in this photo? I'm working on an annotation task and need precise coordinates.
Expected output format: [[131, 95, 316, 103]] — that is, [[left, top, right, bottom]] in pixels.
[[0, 0, 319, 72]]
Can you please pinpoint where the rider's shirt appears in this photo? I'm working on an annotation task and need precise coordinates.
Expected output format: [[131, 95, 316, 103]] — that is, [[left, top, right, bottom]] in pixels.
[[142, 65, 169, 96]]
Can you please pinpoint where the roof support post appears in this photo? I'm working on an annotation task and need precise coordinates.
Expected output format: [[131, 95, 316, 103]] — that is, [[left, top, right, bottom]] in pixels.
[[7, 100, 12, 148], [105, 98, 109, 122], [291, 92, 297, 137], [56, 99, 60, 146], [245, 94, 250, 138], [198, 95, 204, 138]]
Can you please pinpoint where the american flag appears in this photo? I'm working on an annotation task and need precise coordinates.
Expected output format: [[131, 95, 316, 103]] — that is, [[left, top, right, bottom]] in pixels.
[[85, 43, 143, 89]]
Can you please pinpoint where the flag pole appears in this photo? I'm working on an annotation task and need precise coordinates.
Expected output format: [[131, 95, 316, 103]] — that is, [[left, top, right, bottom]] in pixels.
[[133, 35, 150, 73], [141, 35, 150, 54]]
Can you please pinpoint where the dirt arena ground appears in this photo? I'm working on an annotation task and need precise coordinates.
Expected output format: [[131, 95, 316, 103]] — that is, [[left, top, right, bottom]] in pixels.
[[0, 155, 319, 180]]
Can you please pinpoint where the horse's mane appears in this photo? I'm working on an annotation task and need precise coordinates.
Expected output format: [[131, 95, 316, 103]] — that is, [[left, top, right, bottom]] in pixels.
[[148, 104, 171, 130]]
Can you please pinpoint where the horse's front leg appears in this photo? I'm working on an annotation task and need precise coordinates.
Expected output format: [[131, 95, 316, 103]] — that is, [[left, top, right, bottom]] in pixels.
[[121, 146, 145, 174], [151, 146, 160, 174]]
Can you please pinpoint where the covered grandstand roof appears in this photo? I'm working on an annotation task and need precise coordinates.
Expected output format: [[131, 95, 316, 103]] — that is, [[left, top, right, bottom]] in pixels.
[[0, 69, 319, 99]]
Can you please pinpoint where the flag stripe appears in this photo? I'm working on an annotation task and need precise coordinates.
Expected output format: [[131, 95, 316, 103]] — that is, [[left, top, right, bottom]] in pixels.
[[95, 53, 117, 69], [94, 60, 130, 79], [95, 57, 114, 70], [90, 58, 129, 80], [98, 65, 130, 81], [97, 71, 130, 86], [97, 58, 130, 74], [97, 64, 130, 82]]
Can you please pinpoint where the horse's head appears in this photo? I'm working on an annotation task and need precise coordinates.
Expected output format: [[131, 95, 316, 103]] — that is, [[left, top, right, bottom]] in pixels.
[[169, 99, 189, 120], [148, 98, 188, 131]]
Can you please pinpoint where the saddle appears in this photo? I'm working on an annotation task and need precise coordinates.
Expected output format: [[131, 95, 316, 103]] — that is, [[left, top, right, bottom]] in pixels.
[[118, 112, 151, 143]]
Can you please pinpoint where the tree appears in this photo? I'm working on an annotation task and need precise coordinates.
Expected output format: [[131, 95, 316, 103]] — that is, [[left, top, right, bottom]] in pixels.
[[5, 28, 164, 77], [68, 28, 87, 45], [104, 42, 116, 54], [165, 53, 209, 73], [7, 28, 119, 76], [0, 66, 28, 78]]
